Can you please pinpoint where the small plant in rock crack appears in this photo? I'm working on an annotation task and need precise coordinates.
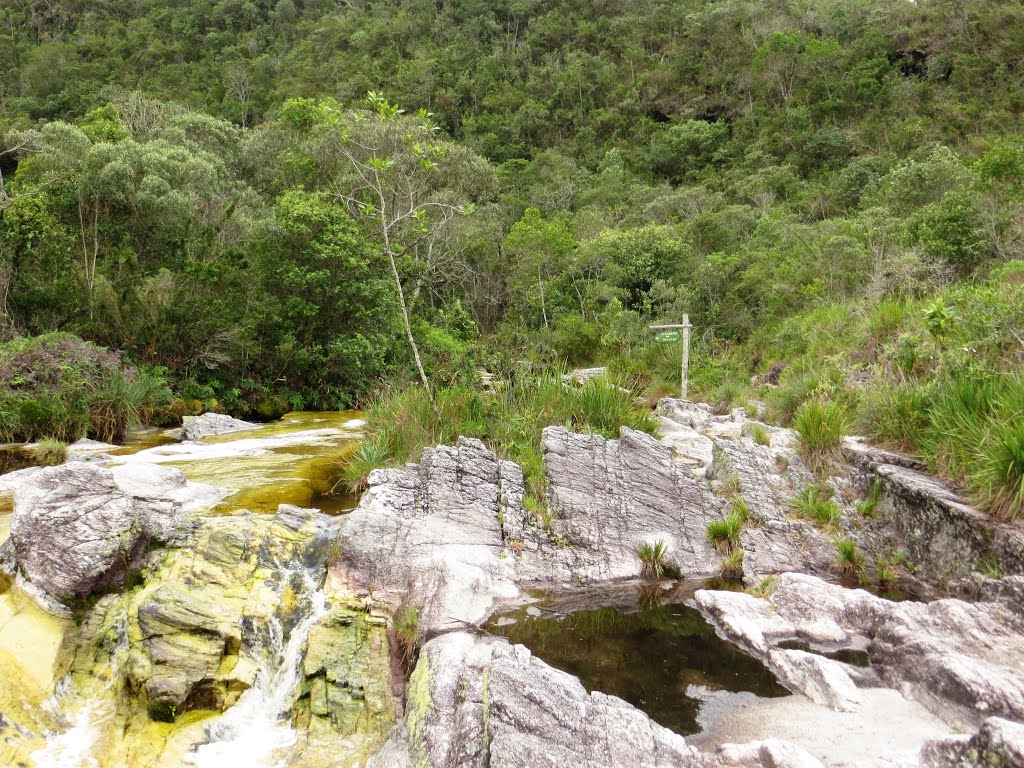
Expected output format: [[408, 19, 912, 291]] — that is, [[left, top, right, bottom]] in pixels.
[[636, 539, 670, 580], [719, 549, 745, 578], [392, 605, 423, 672], [747, 575, 778, 599], [874, 554, 897, 587], [746, 422, 772, 447], [835, 538, 864, 579], [790, 483, 842, 530], [706, 510, 744, 553], [855, 478, 884, 519], [976, 556, 1004, 580]]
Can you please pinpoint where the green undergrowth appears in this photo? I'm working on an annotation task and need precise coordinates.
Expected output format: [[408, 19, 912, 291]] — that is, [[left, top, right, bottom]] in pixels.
[[0, 333, 172, 443], [341, 372, 659, 514], [716, 270, 1024, 519]]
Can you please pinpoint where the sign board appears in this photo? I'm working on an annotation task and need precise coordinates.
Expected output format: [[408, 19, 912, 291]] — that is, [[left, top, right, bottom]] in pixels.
[[654, 330, 681, 344]]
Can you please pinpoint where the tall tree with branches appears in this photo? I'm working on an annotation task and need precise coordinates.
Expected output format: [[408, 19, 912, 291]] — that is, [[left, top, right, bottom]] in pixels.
[[318, 92, 476, 419]]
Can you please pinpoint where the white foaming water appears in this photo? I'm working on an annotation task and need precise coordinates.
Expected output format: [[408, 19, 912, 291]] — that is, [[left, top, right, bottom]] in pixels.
[[31, 631, 128, 768], [186, 581, 329, 768]]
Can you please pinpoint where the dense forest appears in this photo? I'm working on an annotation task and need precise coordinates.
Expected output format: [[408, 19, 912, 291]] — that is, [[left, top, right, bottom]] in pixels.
[[1, 0, 1022, 515]]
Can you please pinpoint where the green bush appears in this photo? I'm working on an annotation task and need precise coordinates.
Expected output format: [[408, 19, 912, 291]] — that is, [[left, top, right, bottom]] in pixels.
[[636, 539, 670, 580]]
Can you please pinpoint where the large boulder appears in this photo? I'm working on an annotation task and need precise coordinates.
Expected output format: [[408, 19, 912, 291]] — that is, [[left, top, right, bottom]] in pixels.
[[11, 463, 150, 599], [180, 412, 259, 441], [8, 462, 222, 600]]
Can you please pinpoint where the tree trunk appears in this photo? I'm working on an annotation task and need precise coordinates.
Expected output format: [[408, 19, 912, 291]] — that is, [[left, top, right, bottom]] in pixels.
[[382, 229, 440, 421]]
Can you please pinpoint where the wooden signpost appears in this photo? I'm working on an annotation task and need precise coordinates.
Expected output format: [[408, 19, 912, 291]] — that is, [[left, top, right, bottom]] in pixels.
[[649, 314, 693, 400]]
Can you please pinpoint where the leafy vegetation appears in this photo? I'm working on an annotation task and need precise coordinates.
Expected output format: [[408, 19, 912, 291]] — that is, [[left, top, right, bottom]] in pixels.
[[32, 438, 67, 466], [0, 0, 1021, 511]]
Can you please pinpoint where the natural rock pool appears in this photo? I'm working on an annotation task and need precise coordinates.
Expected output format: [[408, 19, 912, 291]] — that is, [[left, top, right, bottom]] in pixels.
[[485, 582, 790, 736]]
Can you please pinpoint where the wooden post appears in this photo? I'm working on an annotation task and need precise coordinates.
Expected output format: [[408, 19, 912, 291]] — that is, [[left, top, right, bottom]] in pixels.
[[648, 316, 694, 400], [681, 313, 690, 400]]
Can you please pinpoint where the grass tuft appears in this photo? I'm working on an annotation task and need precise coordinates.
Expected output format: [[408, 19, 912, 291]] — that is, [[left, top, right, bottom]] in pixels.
[[719, 548, 745, 578], [392, 605, 423, 672], [636, 539, 670, 580], [33, 438, 68, 466], [745, 422, 772, 446], [706, 510, 744, 553], [790, 483, 842, 530], [855, 478, 884, 519], [747, 575, 778, 599], [793, 399, 848, 473], [835, 538, 864, 578]]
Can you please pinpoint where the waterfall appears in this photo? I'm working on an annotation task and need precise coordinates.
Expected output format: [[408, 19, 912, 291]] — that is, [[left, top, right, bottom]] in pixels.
[[30, 630, 128, 768], [186, 575, 329, 768]]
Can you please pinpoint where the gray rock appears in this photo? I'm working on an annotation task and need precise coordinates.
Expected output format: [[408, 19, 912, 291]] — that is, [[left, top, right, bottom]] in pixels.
[[9, 462, 217, 599], [921, 717, 1024, 767], [377, 631, 701, 768], [717, 740, 824, 768], [11, 462, 145, 599], [845, 437, 1024, 580], [542, 425, 722, 580], [696, 573, 1024, 730], [334, 437, 522, 632], [180, 412, 259, 441]]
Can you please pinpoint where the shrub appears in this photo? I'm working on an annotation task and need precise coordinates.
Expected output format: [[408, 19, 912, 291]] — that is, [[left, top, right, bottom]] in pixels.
[[790, 484, 842, 530], [636, 539, 670, 580], [706, 511, 744, 553], [793, 399, 848, 472], [835, 538, 864, 578], [32, 438, 68, 466], [90, 368, 172, 442]]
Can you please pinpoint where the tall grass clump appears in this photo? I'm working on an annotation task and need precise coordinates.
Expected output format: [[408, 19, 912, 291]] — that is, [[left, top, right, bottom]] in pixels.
[[706, 510, 744, 553], [835, 538, 864, 578], [636, 539, 670, 580], [793, 399, 848, 473], [391, 605, 423, 672], [344, 373, 659, 507], [971, 420, 1024, 520], [91, 368, 173, 442], [719, 548, 744, 578]]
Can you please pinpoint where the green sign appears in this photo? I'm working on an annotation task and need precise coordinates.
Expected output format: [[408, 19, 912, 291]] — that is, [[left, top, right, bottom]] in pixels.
[[654, 330, 680, 344]]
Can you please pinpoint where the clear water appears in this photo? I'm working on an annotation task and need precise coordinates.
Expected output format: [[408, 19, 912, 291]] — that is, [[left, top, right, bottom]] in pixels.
[[485, 583, 790, 736]]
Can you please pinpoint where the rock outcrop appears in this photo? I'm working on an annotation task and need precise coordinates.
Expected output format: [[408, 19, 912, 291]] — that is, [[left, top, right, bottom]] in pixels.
[[6, 462, 222, 600], [845, 437, 1024, 580], [921, 717, 1024, 768], [372, 631, 824, 768], [180, 412, 259, 441], [696, 572, 1024, 731]]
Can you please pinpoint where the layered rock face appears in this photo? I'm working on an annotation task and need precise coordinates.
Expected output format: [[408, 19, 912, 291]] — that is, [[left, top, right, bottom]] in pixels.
[[371, 631, 821, 768], [845, 438, 1024, 580], [6, 462, 221, 600], [334, 419, 835, 632], [696, 572, 1024, 731]]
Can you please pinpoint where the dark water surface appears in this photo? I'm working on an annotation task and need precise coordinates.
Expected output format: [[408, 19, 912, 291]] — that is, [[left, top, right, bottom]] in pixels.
[[486, 584, 790, 736]]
